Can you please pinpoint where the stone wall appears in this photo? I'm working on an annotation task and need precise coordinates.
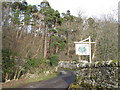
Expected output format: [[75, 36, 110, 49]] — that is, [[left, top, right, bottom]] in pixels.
[[58, 60, 119, 88]]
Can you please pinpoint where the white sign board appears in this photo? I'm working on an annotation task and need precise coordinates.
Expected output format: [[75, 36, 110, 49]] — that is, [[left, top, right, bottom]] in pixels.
[[75, 44, 90, 55]]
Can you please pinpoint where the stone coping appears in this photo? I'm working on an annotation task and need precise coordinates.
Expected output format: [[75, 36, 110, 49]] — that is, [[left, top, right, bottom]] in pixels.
[[58, 60, 120, 69]]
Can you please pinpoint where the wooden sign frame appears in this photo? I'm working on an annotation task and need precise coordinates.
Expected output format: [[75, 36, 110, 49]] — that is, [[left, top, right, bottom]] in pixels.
[[74, 36, 95, 63]]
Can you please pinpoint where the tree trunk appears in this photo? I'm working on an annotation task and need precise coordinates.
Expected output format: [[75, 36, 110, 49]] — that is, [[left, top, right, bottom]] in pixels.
[[67, 46, 70, 56], [16, 70, 22, 80], [43, 25, 48, 58], [19, 26, 24, 39], [5, 73, 10, 82], [32, 44, 41, 58], [55, 46, 59, 53], [48, 36, 52, 56], [66, 31, 70, 56], [25, 50, 30, 58], [13, 70, 18, 80], [16, 25, 19, 38]]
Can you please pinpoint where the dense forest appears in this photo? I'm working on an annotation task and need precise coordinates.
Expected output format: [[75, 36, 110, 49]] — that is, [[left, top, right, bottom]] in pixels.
[[2, 0, 118, 82]]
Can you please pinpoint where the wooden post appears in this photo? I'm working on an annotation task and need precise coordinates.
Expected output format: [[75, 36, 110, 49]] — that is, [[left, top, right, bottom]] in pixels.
[[78, 55, 81, 62], [89, 36, 92, 63]]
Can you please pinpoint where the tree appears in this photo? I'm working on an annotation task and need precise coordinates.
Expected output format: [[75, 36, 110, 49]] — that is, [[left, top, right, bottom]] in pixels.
[[62, 10, 74, 56], [2, 2, 12, 25], [39, 0, 64, 58]]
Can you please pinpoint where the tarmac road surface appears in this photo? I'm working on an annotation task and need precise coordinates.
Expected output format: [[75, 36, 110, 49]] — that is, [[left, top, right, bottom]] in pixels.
[[17, 70, 76, 89]]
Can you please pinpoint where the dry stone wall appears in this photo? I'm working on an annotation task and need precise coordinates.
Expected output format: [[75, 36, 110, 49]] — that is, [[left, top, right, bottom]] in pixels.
[[58, 60, 119, 88]]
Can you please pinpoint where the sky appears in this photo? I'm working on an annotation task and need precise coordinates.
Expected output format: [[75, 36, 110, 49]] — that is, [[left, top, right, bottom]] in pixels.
[[26, 0, 119, 19]]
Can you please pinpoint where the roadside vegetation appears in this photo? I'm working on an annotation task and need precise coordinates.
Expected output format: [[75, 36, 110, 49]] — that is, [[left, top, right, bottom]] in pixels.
[[2, 73, 57, 88], [2, 0, 118, 87]]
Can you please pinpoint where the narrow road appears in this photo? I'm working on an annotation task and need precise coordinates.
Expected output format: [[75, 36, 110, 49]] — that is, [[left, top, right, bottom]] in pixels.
[[17, 70, 76, 89]]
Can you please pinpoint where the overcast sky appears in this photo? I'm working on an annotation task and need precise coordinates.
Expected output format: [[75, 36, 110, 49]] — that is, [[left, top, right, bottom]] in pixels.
[[26, 0, 119, 18]]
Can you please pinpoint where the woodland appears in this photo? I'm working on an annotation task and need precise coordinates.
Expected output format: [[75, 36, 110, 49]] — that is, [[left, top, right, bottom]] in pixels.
[[2, 0, 118, 83]]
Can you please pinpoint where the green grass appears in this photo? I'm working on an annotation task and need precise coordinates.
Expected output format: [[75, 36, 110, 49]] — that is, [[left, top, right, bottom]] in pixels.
[[25, 73, 58, 83], [111, 60, 120, 63]]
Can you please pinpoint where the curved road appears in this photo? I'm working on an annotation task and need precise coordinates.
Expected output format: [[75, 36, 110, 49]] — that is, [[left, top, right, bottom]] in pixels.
[[18, 70, 76, 89]]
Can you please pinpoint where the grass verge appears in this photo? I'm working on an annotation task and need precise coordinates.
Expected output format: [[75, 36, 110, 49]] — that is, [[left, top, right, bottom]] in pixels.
[[2, 73, 58, 88]]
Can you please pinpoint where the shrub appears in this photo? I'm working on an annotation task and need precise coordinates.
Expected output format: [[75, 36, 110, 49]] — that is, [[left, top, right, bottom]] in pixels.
[[2, 49, 17, 81], [24, 58, 49, 69], [49, 55, 59, 66]]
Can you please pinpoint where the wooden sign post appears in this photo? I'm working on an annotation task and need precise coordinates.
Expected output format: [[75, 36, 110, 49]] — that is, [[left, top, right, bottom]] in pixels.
[[74, 36, 95, 63]]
